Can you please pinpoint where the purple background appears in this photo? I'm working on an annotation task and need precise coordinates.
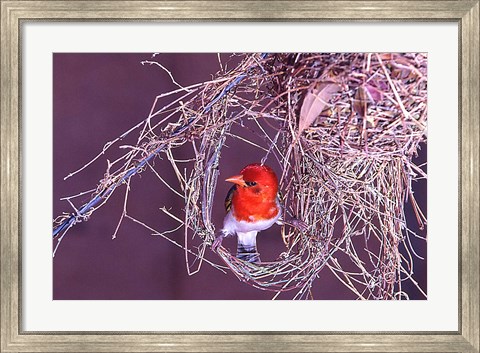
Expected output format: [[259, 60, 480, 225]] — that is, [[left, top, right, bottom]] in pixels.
[[53, 53, 427, 300]]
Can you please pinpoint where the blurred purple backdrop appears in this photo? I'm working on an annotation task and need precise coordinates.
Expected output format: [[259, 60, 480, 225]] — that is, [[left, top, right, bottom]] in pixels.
[[53, 53, 427, 300]]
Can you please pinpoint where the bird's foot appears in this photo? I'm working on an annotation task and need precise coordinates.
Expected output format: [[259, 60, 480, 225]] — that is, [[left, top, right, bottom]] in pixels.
[[277, 217, 309, 233], [289, 219, 309, 233], [211, 233, 225, 253]]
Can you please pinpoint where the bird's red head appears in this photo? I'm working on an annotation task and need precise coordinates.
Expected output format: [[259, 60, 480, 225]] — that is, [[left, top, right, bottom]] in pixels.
[[225, 163, 279, 200], [225, 164, 280, 222]]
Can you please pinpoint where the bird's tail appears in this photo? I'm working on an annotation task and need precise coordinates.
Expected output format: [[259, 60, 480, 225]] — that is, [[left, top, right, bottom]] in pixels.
[[236, 231, 260, 263]]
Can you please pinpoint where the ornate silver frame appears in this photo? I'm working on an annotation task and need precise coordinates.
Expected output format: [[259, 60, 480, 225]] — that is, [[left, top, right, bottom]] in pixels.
[[1, 1, 478, 352]]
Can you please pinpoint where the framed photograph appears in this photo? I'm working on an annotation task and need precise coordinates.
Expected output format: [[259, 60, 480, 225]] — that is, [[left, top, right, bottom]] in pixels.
[[1, 1, 478, 352], [50, 52, 429, 302]]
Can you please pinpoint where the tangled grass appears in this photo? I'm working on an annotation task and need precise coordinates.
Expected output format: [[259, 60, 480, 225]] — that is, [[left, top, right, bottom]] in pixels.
[[53, 53, 427, 300]]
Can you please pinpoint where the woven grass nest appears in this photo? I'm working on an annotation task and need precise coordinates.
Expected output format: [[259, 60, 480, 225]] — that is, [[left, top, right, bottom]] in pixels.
[[54, 53, 427, 300]]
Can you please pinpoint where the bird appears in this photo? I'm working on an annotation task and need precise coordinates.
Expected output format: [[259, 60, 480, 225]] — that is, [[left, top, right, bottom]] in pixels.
[[212, 163, 282, 263]]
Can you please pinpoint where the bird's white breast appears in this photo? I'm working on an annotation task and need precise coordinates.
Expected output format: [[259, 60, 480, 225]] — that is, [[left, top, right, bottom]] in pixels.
[[222, 201, 281, 235]]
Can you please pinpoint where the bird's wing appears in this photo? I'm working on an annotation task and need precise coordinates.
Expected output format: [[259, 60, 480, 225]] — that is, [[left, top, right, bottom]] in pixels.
[[224, 185, 237, 213], [277, 190, 284, 204]]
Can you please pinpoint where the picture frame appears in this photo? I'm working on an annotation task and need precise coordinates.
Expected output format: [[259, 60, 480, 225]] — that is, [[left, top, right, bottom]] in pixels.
[[1, 1, 478, 352]]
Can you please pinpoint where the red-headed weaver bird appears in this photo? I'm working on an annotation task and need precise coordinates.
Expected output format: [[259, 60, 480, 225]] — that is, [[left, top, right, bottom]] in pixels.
[[212, 163, 282, 263]]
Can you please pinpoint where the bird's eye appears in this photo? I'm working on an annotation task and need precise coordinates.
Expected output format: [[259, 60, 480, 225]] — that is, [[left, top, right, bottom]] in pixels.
[[245, 181, 257, 187]]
